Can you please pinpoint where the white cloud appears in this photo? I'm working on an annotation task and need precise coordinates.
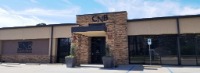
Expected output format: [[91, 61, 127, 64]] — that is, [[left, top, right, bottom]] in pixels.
[[0, 7, 80, 28], [96, 0, 200, 19], [16, 7, 80, 17], [0, 8, 49, 27], [180, 7, 200, 15]]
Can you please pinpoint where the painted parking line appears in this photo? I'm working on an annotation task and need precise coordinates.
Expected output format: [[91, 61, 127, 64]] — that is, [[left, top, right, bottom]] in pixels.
[[166, 67, 173, 73], [126, 65, 135, 73]]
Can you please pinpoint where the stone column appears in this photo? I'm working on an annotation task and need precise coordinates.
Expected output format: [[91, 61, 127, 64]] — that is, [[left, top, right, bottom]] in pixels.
[[75, 11, 129, 65], [79, 35, 90, 64], [105, 12, 129, 65], [72, 33, 81, 65], [72, 33, 91, 64]]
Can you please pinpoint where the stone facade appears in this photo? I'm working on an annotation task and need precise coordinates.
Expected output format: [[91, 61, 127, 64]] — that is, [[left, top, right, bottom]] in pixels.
[[72, 33, 91, 64], [73, 11, 129, 65], [51, 56, 57, 63], [1, 55, 50, 63]]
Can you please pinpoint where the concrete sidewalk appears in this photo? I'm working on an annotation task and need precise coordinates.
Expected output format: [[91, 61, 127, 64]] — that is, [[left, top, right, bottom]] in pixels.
[[0, 63, 200, 73]]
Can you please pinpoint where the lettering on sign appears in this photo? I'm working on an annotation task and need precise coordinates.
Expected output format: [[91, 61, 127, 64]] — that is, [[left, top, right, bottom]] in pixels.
[[17, 41, 32, 53], [92, 15, 108, 22]]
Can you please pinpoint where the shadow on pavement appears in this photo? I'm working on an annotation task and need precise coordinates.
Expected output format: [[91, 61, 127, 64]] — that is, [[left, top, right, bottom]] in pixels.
[[162, 65, 200, 68], [79, 65, 102, 68], [99, 65, 134, 71], [75, 64, 163, 71], [0, 65, 17, 67], [143, 65, 160, 70], [76, 64, 135, 71]]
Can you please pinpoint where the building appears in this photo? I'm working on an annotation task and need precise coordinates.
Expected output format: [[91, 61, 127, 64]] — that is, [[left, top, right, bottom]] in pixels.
[[0, 11, 200, 65]]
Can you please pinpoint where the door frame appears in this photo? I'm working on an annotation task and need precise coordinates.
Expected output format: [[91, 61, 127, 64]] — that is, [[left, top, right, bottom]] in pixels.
[[56, 38, 71, 63], [90, 37, 105, 64]]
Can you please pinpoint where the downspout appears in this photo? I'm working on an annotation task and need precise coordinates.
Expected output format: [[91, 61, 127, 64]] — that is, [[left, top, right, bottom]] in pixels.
[[50, 26, 54, 63], [176, 18, 181, 65]]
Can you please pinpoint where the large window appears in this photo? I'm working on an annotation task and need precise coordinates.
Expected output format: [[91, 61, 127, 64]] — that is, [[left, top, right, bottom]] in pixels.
[[158, 35, 178, 65], [129, 34, 200, 65], [129, 35, 178, 65], [17, 41, 32, 53], [180, 34, 197, 65], [57, 38, 71, 63]]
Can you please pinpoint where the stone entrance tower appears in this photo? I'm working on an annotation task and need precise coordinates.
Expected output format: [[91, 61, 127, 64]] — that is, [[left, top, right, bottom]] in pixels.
[[71, 11, 128, 65]]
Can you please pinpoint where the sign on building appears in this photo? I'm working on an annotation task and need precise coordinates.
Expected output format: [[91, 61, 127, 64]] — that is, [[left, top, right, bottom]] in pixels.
[[92, 14, 108, 22]]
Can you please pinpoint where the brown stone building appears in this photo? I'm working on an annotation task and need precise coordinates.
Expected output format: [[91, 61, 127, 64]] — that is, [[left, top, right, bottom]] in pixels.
[[0, 11, 200, 65]]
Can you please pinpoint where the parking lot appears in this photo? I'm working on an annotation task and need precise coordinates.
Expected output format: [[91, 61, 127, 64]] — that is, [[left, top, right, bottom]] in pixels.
[[0, 63, 200, 73]]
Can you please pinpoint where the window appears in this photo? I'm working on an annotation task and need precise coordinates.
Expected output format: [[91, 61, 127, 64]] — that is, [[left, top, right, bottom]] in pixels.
[[129, 34, 200, 65], [180, 34, 197, 65], [17, 41, 32, 53], [129, 35, 178, 65], [57, 38, 71, 63]]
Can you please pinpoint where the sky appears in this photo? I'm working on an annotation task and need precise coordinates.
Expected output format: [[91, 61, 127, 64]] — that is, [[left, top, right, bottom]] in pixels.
[[0, 0, 200, 27]]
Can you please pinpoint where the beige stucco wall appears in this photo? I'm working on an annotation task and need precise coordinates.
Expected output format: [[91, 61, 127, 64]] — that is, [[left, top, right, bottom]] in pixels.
[[127, 19, 177, 35], [179, 17, 200, 34], [53, 25, 76, 38], [0, 25, 76, 40], [51, 38, 57, 58], [0, 25, 76, 63], [47, 38, 57, 63], [0, 27, 51, 40]]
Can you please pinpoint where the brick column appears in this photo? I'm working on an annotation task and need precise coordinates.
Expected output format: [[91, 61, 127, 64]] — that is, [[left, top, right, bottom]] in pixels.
[[75, 11, 129, 65], [72, 33, 91, 65]]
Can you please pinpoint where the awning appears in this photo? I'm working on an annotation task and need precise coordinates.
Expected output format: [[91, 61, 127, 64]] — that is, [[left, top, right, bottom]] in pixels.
[[71, 23, 106, 36]]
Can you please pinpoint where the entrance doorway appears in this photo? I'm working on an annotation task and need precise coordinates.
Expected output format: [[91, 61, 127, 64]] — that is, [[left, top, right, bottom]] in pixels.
[[91, 37, 105, 64], [56, 38, 71, 63]]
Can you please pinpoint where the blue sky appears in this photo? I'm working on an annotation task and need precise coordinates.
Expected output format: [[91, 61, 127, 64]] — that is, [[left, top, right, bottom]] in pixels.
[[0, 0, 200, 27]]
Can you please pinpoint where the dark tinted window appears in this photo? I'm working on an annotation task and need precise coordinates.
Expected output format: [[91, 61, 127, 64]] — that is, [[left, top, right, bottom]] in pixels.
[[129, 35, 178, 65], [57, 38, 71, 63], [180, 34, 197, 65]]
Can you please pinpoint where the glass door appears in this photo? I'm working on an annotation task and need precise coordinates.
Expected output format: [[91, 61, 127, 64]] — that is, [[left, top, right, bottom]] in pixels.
[[56, 38, 71, 63], [91, 37, 105, 64]]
